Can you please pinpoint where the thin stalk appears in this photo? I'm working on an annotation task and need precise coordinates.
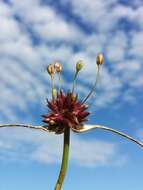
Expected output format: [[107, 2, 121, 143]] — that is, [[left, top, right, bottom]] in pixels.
[[58, 73, 62, 90], [0, 124, 48, 132], [51, 75, 55, 89], [98, 125, 143, 147], [54, 128, 70, 190], [82, 65, 100, 103], [72, 71, 78, 94], [50, 74, 57, 100], [71, 125, 143, 148]]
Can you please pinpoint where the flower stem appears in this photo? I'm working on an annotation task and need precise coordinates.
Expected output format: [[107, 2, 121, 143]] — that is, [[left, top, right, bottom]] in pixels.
[[82, 65, 100, 103], [54, 127, 70, 190], [72, 71, 78, 94]]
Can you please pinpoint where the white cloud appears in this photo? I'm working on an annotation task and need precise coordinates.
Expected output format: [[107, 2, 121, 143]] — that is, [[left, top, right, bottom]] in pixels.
[[0, 1, 11, 16], [61, 0, 143, 32], [129, 31, 143, 59], [0, 128, 126, 167], [0, 15, 21, 43], [106, 31, 128, 62], [10, 0, 84, 43], [61, 0, 117, 30], [71, 136, 117, 167]]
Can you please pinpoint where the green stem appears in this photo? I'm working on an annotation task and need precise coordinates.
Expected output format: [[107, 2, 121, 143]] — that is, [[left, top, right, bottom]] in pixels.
[[82, 65, 100, 103], [54, 128, 70, 190], [72, 71, 78, 94]]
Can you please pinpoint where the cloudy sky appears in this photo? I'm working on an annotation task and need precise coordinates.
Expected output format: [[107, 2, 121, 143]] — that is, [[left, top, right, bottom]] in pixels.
[[0, 0, 143, 189]]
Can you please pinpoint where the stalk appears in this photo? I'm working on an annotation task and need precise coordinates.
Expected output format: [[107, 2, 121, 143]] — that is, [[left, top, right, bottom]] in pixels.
[[82, 65, 100, 103], [0, 124, 48, 132], [54, 127, 70, 190], [72, 71, 78, 94], [71, 124, 143, 148]]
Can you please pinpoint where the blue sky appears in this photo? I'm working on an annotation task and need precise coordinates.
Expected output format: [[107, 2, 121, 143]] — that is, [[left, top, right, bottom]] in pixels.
[[0, 0, 143, 189]]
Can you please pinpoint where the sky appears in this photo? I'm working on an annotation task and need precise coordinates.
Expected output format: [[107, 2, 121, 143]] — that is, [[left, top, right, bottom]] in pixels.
[[0, 0, 143, 189]]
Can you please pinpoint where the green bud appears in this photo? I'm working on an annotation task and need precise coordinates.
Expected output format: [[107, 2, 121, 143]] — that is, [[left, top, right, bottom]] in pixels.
[[52, 88, 57, 98], [76, 60, 84, 72]]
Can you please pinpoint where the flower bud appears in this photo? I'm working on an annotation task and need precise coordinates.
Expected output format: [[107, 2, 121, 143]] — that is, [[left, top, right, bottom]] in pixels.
[[52, 88, 57, 98], [76, 60, 84, 72], [47, 64, 55, 75], [54, 62, 62, 73], [96, 53, 104, 65]]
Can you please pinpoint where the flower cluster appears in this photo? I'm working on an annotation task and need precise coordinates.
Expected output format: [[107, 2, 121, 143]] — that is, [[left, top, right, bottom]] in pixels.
[[42, 90, 89, 134], [42, 55, 103, 134]]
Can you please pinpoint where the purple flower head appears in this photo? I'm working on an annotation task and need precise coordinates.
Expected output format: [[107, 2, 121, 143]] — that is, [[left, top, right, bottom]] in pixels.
[[42, 90, 89, 134]]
